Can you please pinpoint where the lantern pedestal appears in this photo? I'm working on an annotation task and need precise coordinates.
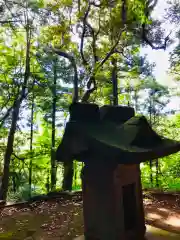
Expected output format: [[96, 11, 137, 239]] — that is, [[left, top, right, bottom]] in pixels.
[[81, 162, 146, 239]]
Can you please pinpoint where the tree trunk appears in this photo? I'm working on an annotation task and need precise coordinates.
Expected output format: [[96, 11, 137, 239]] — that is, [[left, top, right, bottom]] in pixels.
[[62, 160, 74, 191], [29, 80, 35, 198], [152, 97, 159, 188], [46, 170, 50, 194], [155, 159, 159, 188], [51, 59, 57, 191], [0, 21, 31, 201], [112, 58, 118, 106], [149, 160, 153, 187], [149, 95, 153, 187], [74, 161, 77, 189], [0, 99, 22, 200], [12, 159, 16, 194], [134, 89, 138, 112]]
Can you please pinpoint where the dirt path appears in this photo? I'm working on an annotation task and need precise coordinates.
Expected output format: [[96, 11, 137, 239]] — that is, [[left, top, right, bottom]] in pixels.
[[0, 192, 180, 239], [145, 225, 180, 239], [144, 197, 180, 234], [0, 198, 84, 240]]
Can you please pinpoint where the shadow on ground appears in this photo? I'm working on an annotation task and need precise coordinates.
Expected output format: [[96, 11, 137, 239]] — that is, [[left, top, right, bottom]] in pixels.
[[0, 194, 180, 239]]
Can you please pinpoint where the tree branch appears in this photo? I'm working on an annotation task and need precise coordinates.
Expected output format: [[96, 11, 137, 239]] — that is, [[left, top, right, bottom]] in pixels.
[[80, 3, 91, 66], [148, 0, 158, 12], [30, 73, 48, 88], [0, 20, 20, 24], [78, 0, 81, 13], [0, 96, 11, 114], [0, 64, 35, 128], [122, 0, 127, 25], [114, 48, 137, 65], [92, 11, 101, 64], [80, 2, 100, 66], [141, 0, 170, 50], [0, 91, 29, 128], [45, 47, 79, 102], [81, 26, 126, 102], [12, 152, 25, 161], [90, 1, 102, 7], [78, 2, 102, 102], [142, 24, 171, 50], [97, 26, 126, 70], [81, 76, 97, 102]]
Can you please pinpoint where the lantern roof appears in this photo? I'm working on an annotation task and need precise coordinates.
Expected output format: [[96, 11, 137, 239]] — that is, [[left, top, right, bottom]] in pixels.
[[56, 103, 180, 164]]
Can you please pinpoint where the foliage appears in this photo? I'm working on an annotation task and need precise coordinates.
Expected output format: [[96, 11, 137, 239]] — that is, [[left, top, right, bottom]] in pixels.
[[168, 1, 180, 81], [0, 0, 179, 201], [141, 114, 180, 190]]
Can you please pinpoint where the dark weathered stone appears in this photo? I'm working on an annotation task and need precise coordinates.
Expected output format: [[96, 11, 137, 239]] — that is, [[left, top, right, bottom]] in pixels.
[[56, 110, 180, 164], [82, 162, 146, 239], [69, 102, 100, 122], [82, 162, 118, 240], [100, 105, 135, 123]]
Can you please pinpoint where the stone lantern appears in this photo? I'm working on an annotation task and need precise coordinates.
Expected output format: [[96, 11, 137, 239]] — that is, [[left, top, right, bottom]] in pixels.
[[56, 102, 180, 240]]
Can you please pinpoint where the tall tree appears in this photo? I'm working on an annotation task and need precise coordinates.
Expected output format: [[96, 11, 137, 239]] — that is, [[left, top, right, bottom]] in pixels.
[[28, 79, 35, 198], [143, 79, 170, 187], [167, 0, 180, 80], [35, 50, 73, 191], [51, 58, 57, 191], [0, 1, 34, 200], [48, 0, 171, 190]]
